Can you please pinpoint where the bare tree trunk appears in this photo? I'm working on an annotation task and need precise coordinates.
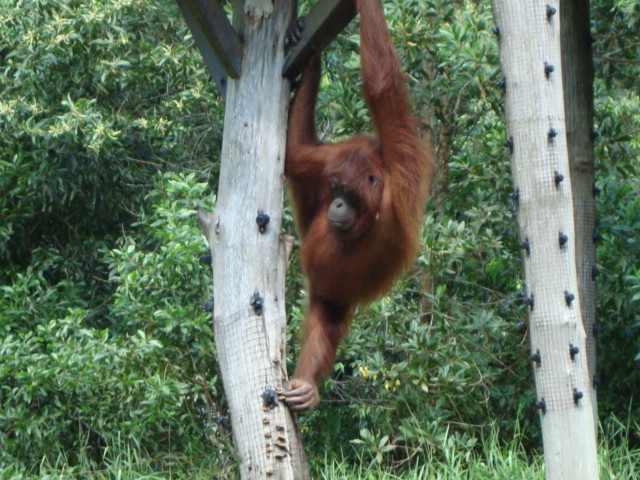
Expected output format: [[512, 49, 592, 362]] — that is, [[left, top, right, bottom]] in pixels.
[[199, 0, 309, 478], [561, 0, 598, 428], [491, 2, 599, 479]]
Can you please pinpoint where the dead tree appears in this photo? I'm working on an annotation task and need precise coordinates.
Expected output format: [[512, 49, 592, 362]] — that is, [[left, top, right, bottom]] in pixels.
[[176, 0, 357, 478], [560, 0, 598, 426], [491, 2, 599, 479]]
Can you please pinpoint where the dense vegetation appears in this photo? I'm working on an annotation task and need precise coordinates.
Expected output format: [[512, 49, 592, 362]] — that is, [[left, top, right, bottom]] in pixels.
[[1, 0, 638, 478]]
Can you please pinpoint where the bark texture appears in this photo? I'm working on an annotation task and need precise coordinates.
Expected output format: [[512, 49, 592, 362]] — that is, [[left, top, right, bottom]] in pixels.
[[491, 2, 599, 478], [201, 0, 309, 477], [560, 0, 598, 424]]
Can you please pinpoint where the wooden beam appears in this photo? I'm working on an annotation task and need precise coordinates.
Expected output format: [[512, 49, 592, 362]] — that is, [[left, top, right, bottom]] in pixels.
[[283, 0, 356, 79], [175, 0, 242, 96], [204, 0, 310, 475]]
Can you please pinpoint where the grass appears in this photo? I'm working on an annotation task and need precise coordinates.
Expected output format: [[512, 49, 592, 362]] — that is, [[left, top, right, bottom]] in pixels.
[[312, 428, 545, 480], [2, 418, 638, 479], [312, 417, 639, 480]]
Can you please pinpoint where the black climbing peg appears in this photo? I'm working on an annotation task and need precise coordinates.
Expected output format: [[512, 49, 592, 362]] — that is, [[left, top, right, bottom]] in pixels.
[[565, 291, 575, 306], [203, 295, 214, 313], [200, 250, 212, 266], [524, 294, 535, 310], [559, 232, 568, 248], [503, 136, 514, 153], [573, 388, 583, 404], [544, 61, 555, 78], [535, 399, 546, 413], [569, 343, 580, 360], [509, 189, 520, 209], [531, 349, 542, 367], [251, 290, 264, 315], [554, 171, 564, 187], [256, 209, 270, 234], [263, 387, 278, 409]]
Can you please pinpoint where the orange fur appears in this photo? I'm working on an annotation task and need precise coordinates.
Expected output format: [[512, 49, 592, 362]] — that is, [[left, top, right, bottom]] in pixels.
[[284, 0, 434, 408]]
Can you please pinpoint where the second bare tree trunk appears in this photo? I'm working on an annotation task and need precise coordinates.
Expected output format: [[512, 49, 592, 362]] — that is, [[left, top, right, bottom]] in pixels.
[[491, 2, 599, 479], [560, 0, 598, 426]]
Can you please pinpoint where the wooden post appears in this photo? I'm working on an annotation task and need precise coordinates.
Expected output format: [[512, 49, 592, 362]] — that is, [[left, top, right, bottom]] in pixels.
[[282, 0, 356, 79], [197, 0, 309, 477], [174, 0, 242, 96], [491, 2, 599, 478], [560, 0, 598, 427]]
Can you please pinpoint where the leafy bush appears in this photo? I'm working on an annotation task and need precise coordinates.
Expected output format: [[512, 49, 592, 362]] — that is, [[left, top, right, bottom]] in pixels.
[[593, 86, 640, 424], [0, 173, 232, 473], [0, 0, 222, 269]]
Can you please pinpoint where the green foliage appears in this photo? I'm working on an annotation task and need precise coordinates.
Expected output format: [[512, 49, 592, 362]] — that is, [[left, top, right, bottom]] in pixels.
[[0, 0, 222, 268], [0, 173, 232, 474], [1, 0, 639, 476], [593, 92, 640, 421], [591, 0, 640, 91], [309, 418, 639, 480], [588, 0, 640, 424]]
